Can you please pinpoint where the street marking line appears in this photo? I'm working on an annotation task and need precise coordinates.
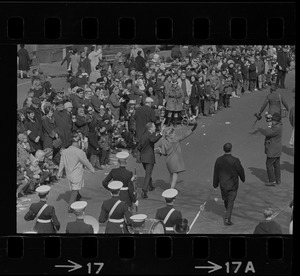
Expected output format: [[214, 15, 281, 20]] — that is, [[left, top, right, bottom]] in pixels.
[[17, 81, 31, 87]]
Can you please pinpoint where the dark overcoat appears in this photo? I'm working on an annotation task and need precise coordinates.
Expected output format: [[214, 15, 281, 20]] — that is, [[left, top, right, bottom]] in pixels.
[[42, 116, 58, 149], [18, 48, 30, 71], [24, 118, 42, 152], [134, 105, 156, 142], [139, 131, 162, 164], [53, 110, 73, 148], [213, 154, 245, 201], [263, 122, 282, 158]]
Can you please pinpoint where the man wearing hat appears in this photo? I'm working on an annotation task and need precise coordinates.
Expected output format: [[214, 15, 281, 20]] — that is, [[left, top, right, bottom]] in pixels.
[[57, 132, 95, 212], [99, 181, 133, 233], [262, 112, 283, 186], [66, 201, 94, 233], [102, 152, 138, 211], [24, 185, 60, 233], [155, 188, 182, 234], [129, 214, 147, 234], [257, 84, 289, 118]]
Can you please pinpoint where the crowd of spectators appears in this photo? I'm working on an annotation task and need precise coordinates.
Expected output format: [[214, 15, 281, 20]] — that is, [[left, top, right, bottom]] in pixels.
[[17, 44, 295, 205]]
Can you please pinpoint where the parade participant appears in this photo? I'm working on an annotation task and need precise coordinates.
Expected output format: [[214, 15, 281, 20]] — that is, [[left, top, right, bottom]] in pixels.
[[253, 208, 282, 234], [88, 45, 102, 72], [276, 46, 290, 89], [213, 143, 245, 225], [173, 218, 190, 234], [57, 133, 95, 212], [160, 123, 198, 189], [134, 97, 157, 143], [155, 189, 182, 234], [66, 201, 94, 234], [139, 122, 164, 199], [165, 79, 184, 127], [129, 214, 147, 234], [257, 84, 289, 117], [99, 181, 133, 233], [261, 112, 283, 186], [102, 151, 138, 211], [24, 185, 60, 233]]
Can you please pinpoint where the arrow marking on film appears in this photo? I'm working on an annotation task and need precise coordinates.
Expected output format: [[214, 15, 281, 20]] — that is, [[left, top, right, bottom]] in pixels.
[[195, 261, 222, 273], [55, 260, 82, 272]]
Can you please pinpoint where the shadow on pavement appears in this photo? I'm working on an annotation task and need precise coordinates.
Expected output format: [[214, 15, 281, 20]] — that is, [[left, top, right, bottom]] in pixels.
[[56, 191, 72, 203], [248, 167, 268, 183], [282, 145, 294, 157], [204, 198, 225, 218], [154, 179, 170, 190], [281, 161, 294, 174]]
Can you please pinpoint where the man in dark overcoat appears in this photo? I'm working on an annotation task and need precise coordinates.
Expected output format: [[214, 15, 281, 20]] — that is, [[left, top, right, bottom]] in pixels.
[[276, 46, 290, 89], [262, 112, 283, 186], [213, 143, 245, 225], [139, 122, 163, 199], [134, 97, 157, 142]]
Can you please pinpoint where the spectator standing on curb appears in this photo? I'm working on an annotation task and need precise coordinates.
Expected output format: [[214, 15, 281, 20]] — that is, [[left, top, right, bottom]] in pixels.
[[253, 208, 282, 234], [18, 44, 31, 79]]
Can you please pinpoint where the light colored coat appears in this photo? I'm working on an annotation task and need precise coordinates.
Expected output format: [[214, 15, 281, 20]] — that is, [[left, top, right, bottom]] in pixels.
[[58, 145, 94, 190], [177, 78, 191, 98]]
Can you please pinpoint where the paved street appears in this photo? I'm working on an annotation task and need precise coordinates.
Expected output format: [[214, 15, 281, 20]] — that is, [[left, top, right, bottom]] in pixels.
[[17, 65, 294, 234]]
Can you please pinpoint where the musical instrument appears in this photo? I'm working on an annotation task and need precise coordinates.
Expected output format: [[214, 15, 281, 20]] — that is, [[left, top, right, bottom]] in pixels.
[[127, 219, 166, 234], [84, 215, 100, 234]]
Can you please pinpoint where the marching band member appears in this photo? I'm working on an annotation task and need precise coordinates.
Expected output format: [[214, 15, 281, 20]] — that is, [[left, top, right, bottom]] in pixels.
[[66, 201, 94, 234], [99, 181, 133, 233], [24, 185, 60, 233], [102, 152, 138, 211], [155, 189, 182, 234]]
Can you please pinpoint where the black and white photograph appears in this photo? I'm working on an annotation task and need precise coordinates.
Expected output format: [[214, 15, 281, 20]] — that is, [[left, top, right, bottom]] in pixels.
[[16, 44, 294, 235]]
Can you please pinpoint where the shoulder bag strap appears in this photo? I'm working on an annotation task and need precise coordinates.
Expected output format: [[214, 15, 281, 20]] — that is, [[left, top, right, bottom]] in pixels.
[[108, 200, 122, 219], [36, 204, 48, 219], [163, 208, 175, 225]]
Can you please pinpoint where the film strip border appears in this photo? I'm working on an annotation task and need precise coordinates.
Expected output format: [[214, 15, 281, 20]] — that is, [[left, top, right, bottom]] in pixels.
[[0, 2, 296, 43], [1, 236, 293, 274]]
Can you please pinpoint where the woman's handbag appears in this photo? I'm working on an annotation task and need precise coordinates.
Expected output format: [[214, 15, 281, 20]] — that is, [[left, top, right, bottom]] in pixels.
[[278, 93, 288, 118], [53, 138, 62, 149]]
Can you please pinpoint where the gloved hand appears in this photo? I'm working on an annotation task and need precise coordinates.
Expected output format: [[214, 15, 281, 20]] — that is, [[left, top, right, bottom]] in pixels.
[[134, 200, 139, 207], [191, 122, 198, 132]]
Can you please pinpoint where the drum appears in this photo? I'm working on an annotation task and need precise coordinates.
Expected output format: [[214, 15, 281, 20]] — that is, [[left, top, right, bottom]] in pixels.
[[128, 219, 166, 234], [84, 215, 100, 234]]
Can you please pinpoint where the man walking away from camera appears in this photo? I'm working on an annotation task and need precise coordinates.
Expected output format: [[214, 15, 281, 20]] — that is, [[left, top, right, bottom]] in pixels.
[[213, 143, 245, 226]]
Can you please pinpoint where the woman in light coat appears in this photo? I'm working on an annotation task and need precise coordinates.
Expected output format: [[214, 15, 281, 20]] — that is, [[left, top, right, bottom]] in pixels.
[[160, 123, 198, 189]]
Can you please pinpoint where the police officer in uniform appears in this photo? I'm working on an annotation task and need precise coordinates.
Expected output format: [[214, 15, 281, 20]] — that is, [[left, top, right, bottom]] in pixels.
[[24, 185, 60, 233], [66, 201, 94, 234], [99, 181, 133, 233], [155, 189, 182, 234], [102, 152, 138, 211]]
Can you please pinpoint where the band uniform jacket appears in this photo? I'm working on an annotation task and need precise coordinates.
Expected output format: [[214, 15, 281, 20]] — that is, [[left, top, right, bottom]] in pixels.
[[139, 131, 162, 164], [213, 154, 245, 201], [24, 201, 60, 233], [99, 197, 133, 233], [155, 205, 182, 234], [259, 92, 289, 116], [263, 122, 283, 158], [102, 167, 137, 208], [66, 219, 94, 234]]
